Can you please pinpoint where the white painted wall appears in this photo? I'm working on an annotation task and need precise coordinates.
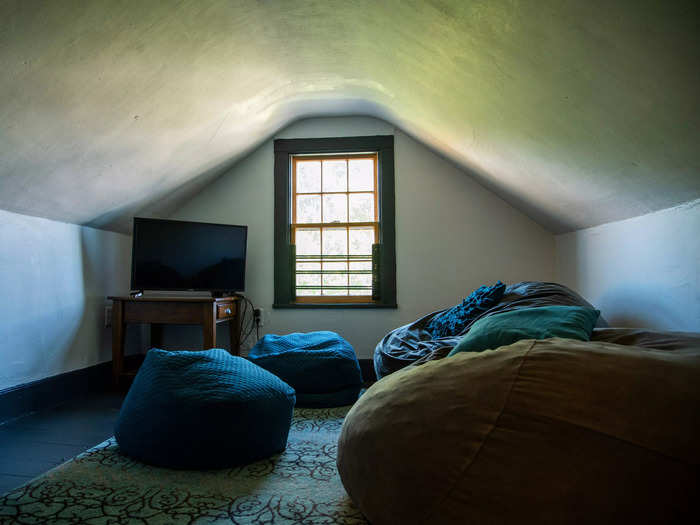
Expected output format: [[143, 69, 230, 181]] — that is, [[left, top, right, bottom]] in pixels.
[[170, 117, 555, 358], [0, 209, 137, 390], [1, 115, 694, 389], [555, 199, 700, 331]]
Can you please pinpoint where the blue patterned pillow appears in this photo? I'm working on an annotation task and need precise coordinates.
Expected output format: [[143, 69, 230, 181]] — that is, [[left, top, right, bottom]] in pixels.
[[427, 281, 506, 338]]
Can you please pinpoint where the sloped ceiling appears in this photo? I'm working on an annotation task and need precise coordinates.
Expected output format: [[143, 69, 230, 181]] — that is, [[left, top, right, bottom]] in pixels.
[[1, 0, 698, 234]]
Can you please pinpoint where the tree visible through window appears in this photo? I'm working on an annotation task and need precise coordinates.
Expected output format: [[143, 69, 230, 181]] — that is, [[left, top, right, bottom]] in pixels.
[[292, 154, 378, 302]]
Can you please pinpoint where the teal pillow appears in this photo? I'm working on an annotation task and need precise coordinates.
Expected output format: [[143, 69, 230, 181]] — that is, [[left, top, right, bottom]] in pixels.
[[447, 305, 600, 357]]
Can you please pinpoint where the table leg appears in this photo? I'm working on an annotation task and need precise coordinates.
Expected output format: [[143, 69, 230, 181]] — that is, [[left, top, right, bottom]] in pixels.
[[111, 300, 125, 387], [202, 303, 216, 349], [229, 305, 241, 356]]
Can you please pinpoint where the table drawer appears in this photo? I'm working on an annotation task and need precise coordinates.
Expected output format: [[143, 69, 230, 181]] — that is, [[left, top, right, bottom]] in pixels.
[[217, 302, 236, 320]]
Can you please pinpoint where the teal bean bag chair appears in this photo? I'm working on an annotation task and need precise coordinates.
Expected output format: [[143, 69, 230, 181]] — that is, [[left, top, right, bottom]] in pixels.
[[248, 331, 363, 407], [115, 348, 296, 468]]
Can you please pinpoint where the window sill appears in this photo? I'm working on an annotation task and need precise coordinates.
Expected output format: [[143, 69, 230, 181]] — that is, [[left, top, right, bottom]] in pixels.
[[273, 302, 398, 309]]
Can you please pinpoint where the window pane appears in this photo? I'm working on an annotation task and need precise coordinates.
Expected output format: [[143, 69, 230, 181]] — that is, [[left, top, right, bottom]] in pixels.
[[297, 288, 321, 296], [297, 272, 321, 287], [323, 261, 348, 288], [322, 227, 347, 256], [349, 227, 374, 255], [350, 268, 372, 296], [322, 194, 347, 223], [296, 194, 321, 223], [348, 159, 374, 191], [349, 261, 372, 271], [297, 161, 321, 193], [322, 160, 347, 192], [297, 262, 321, 272], [349, 193, 375, 222], [322, 289, 347, 296], [295, 228, 320, 255], [350, 273, 372, 288], [296, 261, 321, 289]]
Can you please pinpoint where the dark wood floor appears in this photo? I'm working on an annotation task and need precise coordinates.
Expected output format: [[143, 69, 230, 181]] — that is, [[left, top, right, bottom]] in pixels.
[[0, 392, 125, 495]]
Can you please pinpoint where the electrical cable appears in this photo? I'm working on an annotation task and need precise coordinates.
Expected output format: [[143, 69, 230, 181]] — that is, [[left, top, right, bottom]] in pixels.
[[243, 297, 256, 341], [236, 294, 258, 350]]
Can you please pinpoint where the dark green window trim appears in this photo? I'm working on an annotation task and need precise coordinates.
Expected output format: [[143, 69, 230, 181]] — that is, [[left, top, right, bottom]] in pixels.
[[273, 135, 397, 309]]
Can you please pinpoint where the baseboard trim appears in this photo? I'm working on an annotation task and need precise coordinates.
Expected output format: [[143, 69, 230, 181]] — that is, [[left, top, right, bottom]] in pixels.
[[358, 358, 376, 384], [0, 356, 141, 424], [1, 355, 376, 423]]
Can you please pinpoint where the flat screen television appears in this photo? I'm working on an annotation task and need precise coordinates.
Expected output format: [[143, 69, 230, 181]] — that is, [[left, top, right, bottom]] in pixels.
[[131, 217, 247, 293]]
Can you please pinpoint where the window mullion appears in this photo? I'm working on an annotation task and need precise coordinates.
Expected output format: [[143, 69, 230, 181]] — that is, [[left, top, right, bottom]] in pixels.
[[320, 160, 324, 296], [345, 158, 350, 296], [292, 160, 297, 225]]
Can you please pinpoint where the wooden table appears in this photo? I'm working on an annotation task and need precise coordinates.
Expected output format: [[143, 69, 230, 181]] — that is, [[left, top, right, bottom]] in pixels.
[[108, 295, 241, 386]]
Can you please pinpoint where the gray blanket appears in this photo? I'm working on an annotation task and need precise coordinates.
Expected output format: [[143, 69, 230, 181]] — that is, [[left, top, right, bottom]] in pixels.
[[373, 281, 604, 378]]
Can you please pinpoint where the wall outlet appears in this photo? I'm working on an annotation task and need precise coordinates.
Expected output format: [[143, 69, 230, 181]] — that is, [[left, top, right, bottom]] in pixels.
[[104, 304, 112, 328], [254, 307, 265, 327]]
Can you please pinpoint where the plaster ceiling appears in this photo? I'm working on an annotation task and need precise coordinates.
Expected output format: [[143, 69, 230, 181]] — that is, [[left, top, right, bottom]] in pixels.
[[1, 0, 698, 234]]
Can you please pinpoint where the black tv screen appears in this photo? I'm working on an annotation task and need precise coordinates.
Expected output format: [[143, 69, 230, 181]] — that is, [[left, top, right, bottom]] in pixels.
[[131, 218, 247, 292]]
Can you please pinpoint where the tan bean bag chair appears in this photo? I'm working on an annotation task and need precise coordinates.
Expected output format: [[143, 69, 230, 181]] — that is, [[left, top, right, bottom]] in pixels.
[[337, 337, 700, 524]]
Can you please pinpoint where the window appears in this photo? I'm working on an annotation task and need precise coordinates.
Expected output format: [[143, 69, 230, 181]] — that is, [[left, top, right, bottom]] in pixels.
[[292, 154, 378, 301], [273, 136, 396, 308]]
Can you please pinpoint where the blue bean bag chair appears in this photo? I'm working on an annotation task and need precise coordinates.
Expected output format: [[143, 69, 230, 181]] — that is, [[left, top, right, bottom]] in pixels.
[[115, 348, 296, 469], [248, 331, 362, 407]]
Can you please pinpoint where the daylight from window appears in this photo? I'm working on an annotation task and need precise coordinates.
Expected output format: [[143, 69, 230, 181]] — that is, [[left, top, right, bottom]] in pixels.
[[292, 154, 378, 301]]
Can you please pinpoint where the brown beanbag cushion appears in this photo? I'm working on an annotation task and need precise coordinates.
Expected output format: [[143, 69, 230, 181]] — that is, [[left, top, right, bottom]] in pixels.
[[337, 337, 700, 524], [592, 327, 700, 353]]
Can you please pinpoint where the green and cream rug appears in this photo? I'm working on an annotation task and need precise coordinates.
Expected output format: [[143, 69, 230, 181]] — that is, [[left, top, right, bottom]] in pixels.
[[0, 407, 368, 524]]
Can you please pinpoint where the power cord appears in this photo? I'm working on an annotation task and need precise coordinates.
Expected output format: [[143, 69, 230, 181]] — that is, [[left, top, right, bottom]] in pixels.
[[235, 294, 259, 350], [254, 308, 261, 340]]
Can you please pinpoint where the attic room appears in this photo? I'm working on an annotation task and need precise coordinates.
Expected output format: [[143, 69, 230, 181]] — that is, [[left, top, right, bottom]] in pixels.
[[0, 0, 698, 523]]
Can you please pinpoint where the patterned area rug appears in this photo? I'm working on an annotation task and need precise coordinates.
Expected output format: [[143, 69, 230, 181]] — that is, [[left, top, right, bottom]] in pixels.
[[0, 407, 368, 524]]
